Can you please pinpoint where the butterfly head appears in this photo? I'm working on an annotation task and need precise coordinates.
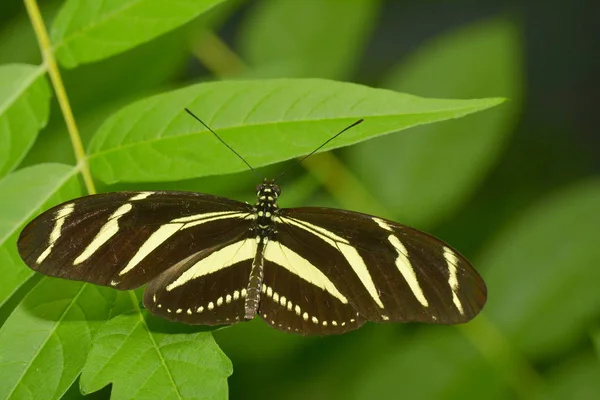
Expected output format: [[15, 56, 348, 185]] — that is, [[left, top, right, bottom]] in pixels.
[[255, 179, 281, 201]]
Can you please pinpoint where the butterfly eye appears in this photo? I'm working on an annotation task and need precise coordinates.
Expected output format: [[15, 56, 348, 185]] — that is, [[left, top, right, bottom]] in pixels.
[[255, 184, 263, 194], [273, 186, 281, 197]]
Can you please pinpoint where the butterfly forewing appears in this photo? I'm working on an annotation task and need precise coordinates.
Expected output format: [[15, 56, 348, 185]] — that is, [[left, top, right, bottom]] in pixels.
[[17, 191, 253, 289], [276, 207, 486, 325]]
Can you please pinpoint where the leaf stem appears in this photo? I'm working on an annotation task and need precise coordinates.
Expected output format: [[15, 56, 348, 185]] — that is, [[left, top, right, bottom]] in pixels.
[[23, 0, 96, 195], [190, 29, 247, 78], [302, 152, 393, 219], [458, 316, 547, 399]]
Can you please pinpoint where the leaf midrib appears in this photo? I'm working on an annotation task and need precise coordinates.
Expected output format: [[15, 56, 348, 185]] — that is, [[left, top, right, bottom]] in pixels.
[[52, 0, 144, 52], [87, 104, 493, 160], [129, 291, 184, 399], [0, 65, 46, 117]]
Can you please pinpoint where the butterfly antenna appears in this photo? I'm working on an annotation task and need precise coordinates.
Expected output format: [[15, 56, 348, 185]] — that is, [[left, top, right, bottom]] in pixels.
[[185, 108, 262, 180], [273, 119, 364, 182]]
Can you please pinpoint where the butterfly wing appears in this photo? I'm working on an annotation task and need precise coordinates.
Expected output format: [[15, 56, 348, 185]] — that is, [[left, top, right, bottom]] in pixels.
[[17, 191, 253, 290], [143, 235, 256, 326], [257, 250, 366, 334], [262, 207, 485, 333]]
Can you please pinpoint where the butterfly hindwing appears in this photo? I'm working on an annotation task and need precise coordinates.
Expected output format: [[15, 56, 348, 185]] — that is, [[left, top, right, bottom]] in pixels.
[[144, 236, 255, 326], [17, 191, 253, 289], [258, 241, 365, 335]]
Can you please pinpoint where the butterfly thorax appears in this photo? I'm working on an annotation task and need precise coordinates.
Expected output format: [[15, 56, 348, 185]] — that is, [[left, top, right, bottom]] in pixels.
[[252, 180, 280, 240]]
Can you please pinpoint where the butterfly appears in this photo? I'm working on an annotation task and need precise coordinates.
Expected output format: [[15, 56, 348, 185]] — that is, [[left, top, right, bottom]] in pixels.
[[17, 109, 486, 335]]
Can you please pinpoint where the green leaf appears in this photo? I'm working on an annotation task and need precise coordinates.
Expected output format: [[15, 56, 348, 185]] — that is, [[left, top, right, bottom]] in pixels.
[[87, 78, 504, 184], [238, 0, 380, 79], [22, 28, 193, 169], [0, 64, 51, 177], [349, 18, 522, 227], [354, 329, 508, 400], [0, 279, 130, 400], [50, 0, 225, 68], [80, 310, 232, 399], [0, 164, 81, 307], [480, 179, 600, 360]]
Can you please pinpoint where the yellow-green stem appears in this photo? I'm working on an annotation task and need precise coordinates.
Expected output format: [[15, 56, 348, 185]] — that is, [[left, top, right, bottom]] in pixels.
[[459, 316, 546, 399], [23, 0, 96, 195], [302, 152, 392, 219], [190, 29, 247, 78]]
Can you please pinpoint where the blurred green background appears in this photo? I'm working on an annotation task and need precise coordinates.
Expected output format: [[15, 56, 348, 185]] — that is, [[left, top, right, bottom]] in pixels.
[[1, 0, 598, 399]]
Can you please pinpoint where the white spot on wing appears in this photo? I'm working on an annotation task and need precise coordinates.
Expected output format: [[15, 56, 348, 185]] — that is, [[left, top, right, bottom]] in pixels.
[[388, 235, 429, 307], [443, 246, 464, 315], [119, 223, 184, 276], [36, 203, 75, 264], [169, 211, 245, 231], [36, 247, 53, 265], [166, 239, 256, 291], [264, 241, 348, 304], [129, 192, 153, 201], [73, 203, 133, 265], [373, 217, 392, 231], [276, 217, 383, 306], [55, 203, 76, 220]]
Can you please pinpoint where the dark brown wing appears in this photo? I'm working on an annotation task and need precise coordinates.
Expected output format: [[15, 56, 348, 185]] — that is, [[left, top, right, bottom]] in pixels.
[[269, 207, 485, 330], [17, 191, 253, 290]]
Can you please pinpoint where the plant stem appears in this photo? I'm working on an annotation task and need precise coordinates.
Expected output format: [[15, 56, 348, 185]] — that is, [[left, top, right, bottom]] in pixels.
[[190, 29, 247, 78], [23, 0, 97, 195], [459, 316, 547, 399], [302, 152, 393, 219]]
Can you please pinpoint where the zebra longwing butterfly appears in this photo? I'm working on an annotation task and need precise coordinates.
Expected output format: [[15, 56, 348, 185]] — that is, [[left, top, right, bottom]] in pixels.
[[17, 111, 486, 335]]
